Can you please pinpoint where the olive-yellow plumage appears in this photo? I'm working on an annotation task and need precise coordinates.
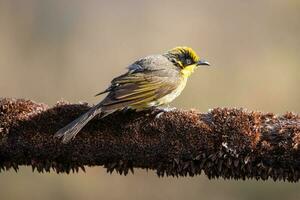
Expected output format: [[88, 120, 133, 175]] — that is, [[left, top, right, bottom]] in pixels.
[[55, 47, 210, 143]]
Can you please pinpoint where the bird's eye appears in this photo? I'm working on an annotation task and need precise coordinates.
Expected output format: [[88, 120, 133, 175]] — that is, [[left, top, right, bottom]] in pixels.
[[186, 59, 192, 65]]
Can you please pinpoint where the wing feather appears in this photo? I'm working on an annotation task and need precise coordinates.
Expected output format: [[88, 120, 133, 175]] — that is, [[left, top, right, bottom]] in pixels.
[[99, 72, 179, 109]]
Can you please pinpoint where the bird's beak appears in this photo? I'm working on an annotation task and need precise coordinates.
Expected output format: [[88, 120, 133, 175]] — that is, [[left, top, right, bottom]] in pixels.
[[196, 60, 210, 67]]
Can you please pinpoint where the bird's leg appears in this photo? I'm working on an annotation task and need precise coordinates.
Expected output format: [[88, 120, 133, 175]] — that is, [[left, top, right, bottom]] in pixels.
[[154, 105, 177, 118]]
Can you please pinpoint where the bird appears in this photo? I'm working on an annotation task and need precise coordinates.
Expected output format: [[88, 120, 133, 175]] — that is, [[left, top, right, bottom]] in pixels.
[[54, 46, 210, 143]]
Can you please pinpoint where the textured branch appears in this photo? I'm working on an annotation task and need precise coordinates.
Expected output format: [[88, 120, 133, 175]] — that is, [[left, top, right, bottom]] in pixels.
[[0, 98, 300, 182]]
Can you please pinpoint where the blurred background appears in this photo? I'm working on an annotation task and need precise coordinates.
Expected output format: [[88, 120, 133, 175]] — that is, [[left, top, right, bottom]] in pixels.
[[0, 0, 299, 199]]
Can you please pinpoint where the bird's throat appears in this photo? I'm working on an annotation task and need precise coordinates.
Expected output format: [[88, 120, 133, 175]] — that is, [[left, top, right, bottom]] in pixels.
[[181, 65, 196, 78]]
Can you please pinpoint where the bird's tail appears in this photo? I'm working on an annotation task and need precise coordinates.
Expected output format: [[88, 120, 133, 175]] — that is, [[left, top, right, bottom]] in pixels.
[[54, 104, 102, 143]]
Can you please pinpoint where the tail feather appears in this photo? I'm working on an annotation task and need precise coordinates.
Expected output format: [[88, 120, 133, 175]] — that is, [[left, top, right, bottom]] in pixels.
[[54, 105, 101, 143], [55, 97, 140, 143]]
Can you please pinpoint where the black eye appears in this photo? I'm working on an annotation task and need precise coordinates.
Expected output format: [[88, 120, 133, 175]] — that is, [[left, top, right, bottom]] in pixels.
[[186, 58, 192, 65]]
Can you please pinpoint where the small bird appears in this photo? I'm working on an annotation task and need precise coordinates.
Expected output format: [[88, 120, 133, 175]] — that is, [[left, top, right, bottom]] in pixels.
[[55, 47, 210, 143]]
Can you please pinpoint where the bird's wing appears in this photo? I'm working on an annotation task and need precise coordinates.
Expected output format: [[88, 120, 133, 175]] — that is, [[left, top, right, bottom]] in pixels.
[[95, 55, 172, 96], [127, 63, 144, 73], [95, 63, 156, 96], [99, 71, 179, 110]]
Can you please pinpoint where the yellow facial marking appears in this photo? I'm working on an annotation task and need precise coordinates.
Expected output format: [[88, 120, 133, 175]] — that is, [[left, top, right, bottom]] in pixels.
[[176, 60, 184, 68], [181, 64, 197, 78]]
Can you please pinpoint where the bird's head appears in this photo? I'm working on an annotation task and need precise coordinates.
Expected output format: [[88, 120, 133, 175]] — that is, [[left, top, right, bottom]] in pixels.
[[164, 47, 210, 76]]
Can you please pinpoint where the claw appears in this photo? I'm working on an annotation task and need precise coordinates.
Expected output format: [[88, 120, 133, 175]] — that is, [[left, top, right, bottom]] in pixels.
[[154, 106, 176, 118]]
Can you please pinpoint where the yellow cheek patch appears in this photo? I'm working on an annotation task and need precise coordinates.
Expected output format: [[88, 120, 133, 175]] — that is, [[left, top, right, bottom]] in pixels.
[[181, 64, 197, 78], [176, 61, 184, 68]]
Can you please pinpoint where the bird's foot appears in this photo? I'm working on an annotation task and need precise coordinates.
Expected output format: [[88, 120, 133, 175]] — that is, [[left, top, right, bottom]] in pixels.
[[154, 106, 177, 118]]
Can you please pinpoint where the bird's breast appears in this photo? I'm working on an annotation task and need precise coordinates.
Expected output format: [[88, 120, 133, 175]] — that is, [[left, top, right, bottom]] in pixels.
[[148, 77, 188, 106]]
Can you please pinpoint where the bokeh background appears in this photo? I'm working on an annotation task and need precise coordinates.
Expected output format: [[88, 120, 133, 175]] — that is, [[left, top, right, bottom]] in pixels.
[[0, 0, 300, 199]]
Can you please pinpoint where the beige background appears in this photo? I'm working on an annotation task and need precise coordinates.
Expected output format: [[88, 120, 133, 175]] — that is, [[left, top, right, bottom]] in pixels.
[[0, 0, 300, 199]]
